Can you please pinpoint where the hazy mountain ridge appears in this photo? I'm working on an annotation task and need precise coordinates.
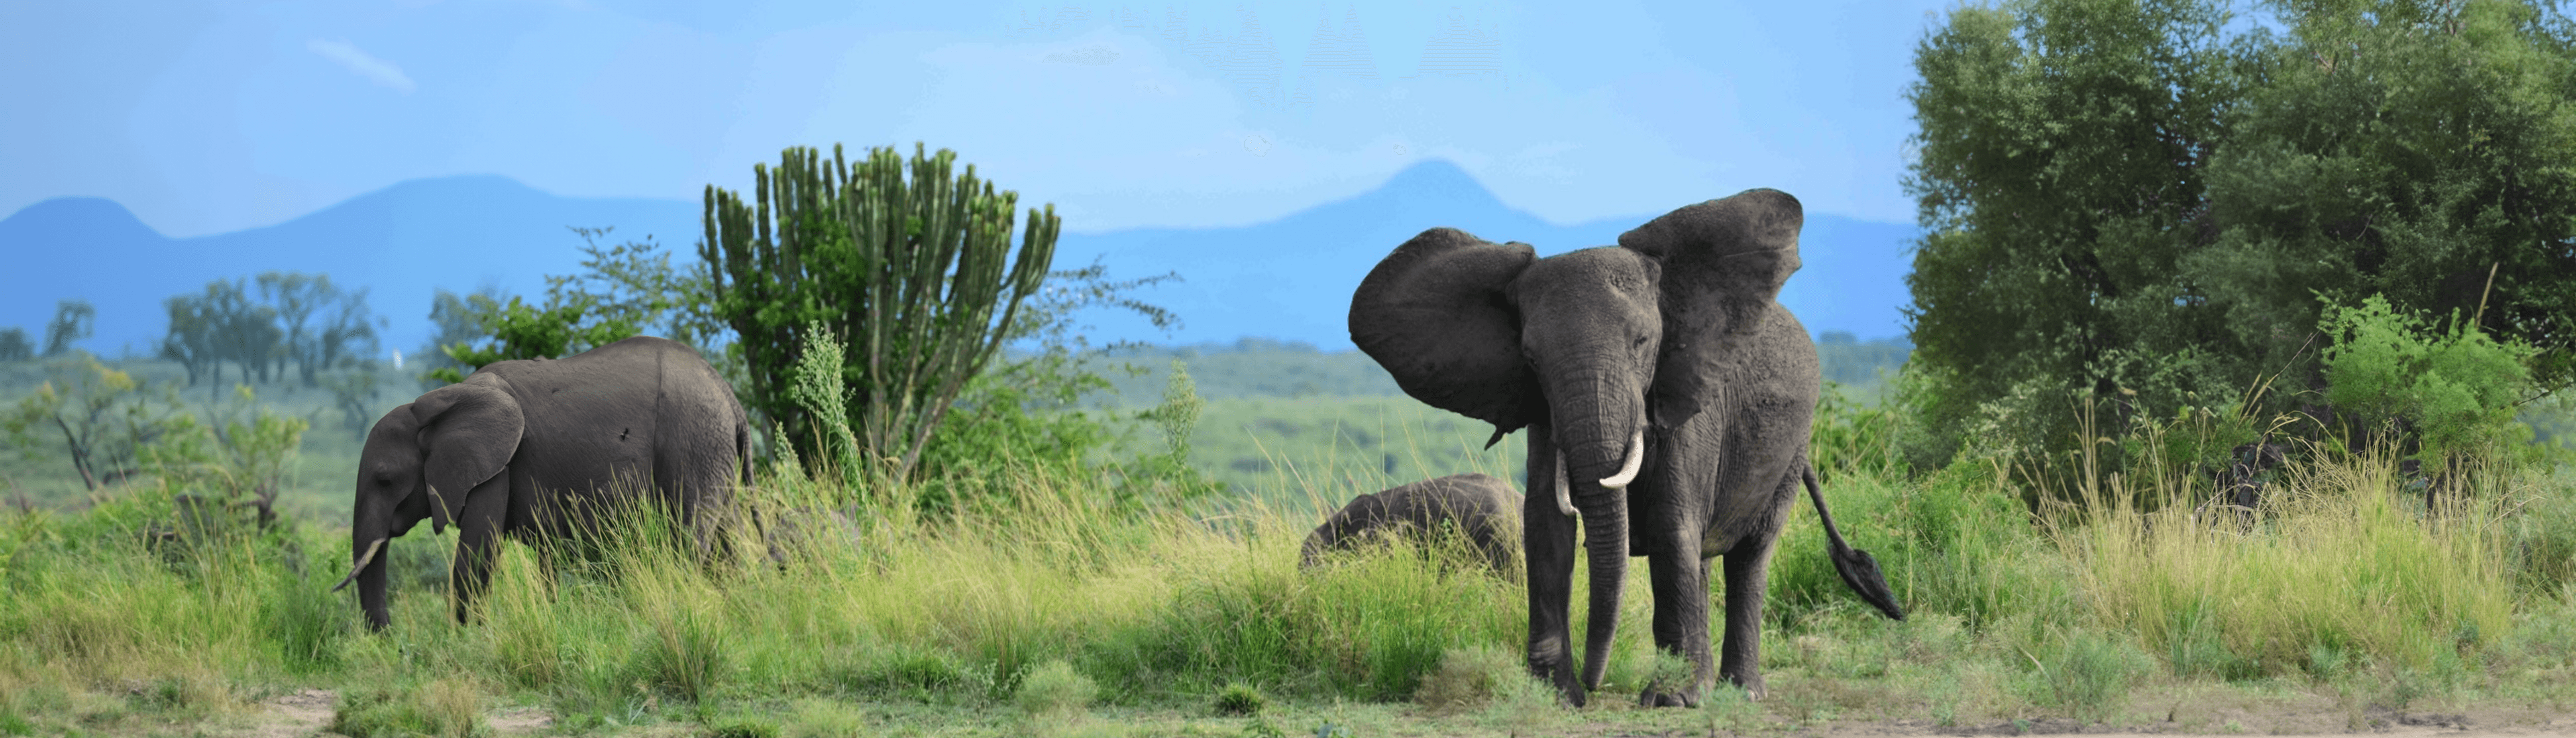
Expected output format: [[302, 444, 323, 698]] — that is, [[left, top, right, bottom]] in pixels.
[[1, 162, 1919, 356]]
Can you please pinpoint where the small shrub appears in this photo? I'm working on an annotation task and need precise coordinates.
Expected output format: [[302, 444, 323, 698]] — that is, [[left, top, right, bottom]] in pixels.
[[1014, 660, 1098, 719], [702, 717, 782, 738], [1477, 668, 1562, 736], [2030, 628, 2149, 723], [827, 643, 983, 702], [1640, 651, 1695, 700], [624, 578, 731, 703], [1412, 645, 1518, 713], [1213, 682, 1267, 716], [329, 678, 488, 738]]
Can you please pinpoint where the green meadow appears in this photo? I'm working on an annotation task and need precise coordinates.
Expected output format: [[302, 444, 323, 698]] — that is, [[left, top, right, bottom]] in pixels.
[[4, 346, 2575, 737]]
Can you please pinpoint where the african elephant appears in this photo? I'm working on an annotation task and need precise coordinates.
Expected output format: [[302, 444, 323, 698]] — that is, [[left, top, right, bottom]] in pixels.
[[1348, 189, 1904, 707], [1301, 472, 1521, 576], [333, 336, 749, 631]]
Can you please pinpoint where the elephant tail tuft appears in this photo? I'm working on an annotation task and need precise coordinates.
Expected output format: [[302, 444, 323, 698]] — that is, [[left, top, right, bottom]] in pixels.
[[1803, 462, 1905, 621]]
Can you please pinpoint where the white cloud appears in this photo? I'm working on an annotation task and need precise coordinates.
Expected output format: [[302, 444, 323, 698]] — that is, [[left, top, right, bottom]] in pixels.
[[306, 39, 417, 93]]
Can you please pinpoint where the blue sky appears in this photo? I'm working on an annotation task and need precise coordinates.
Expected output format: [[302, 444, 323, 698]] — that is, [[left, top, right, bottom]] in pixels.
[[4, 0, 1960, 239]]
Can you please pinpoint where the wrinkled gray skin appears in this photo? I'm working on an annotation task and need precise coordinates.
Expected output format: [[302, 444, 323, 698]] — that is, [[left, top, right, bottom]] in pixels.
[[336, 336, 749, 631], [1301, 473, 1522, 576], [1350, 189, 1903, 708]]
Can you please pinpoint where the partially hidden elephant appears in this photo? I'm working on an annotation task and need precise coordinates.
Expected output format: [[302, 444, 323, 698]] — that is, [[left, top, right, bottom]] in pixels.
[[1301, 472, 1521, 576], [333, 335, 749, 631], [1348, 189, 1904, 707]]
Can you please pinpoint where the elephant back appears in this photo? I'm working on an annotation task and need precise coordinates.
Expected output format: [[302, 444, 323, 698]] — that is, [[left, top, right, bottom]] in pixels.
[[1348, 228, 1542, 436]]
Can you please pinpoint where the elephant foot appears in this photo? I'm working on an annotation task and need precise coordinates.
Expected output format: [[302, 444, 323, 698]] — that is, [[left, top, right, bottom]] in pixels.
[[1638, 686, 1701, 708]]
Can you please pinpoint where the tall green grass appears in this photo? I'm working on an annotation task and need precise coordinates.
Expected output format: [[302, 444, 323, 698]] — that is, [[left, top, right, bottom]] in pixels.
[[2, 391, 2574, 732]]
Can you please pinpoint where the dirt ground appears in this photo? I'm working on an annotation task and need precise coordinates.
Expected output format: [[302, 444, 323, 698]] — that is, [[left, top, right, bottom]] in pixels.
[[228, 688, 2576, 737]]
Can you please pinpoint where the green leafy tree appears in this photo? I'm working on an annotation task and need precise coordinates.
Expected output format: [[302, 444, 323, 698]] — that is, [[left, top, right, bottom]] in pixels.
[[414, 286, 508, 389], [700, 142, 1061, 484], [1902, 0, 2576, 472], [425, 295, 641, 384], [2320, 294, 2538, 464], [252, 272, 383, 387], [423, 227, 720, 385], [145, 384, 311, 513], [0, 327, 32, 362]]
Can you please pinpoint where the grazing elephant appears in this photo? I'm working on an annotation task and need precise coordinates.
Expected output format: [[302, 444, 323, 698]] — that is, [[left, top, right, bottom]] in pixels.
[[1301, 473, 1522, 576], [333, 336, 749, 631], [1348, 189, 1904, 708]]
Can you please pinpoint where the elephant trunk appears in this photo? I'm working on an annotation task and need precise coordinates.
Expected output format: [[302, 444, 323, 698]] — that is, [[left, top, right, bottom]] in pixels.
[[1575, 470, 1629, 692], [1554, 373, 1644, 694], [352, 513, 392, 631]]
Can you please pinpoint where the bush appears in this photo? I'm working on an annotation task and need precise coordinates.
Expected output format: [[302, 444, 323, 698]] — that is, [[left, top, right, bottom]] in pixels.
[[2322, 294, 2539, 465], [329, 679, 487, 738], [1014, 660, 1098, 718], [702, 717, 781, 738], [1212, 681, 1267, 716], [1411, 645, 1518, 713]]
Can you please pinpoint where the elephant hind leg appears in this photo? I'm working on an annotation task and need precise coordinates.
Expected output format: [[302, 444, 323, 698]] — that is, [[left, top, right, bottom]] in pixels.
[[1717, 536, 1780, 700]]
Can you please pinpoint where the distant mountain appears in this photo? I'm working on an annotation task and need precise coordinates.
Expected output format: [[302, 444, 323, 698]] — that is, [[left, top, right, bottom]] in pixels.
[[1051, 159, 1921, 350], [0, 176, 704, 357], [0, 162, 1919, 358]]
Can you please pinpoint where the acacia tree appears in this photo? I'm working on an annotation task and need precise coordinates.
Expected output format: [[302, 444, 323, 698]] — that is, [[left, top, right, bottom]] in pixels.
[[38, 300, 94, 358], [1902, 0, 2576, 470], [701, 142, 1060, 484]]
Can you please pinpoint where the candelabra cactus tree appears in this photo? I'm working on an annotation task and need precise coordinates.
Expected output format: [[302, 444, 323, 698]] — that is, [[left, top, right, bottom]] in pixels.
[[700, 142, 1061, 485]]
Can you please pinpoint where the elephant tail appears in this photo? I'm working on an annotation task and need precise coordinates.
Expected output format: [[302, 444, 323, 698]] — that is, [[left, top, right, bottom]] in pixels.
[[1803, 462, 1904, 621]]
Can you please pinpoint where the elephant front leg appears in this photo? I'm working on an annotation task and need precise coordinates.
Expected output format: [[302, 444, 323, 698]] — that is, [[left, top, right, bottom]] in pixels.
[[1643, 544, 1715, 707], [1521, 428, 1585, 705], [448, 472, 513, 625]]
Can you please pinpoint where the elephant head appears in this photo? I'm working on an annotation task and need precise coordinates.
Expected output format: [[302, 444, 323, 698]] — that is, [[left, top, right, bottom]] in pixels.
[[336, 372, 524, 631], [1348, 189, 1805, 700]]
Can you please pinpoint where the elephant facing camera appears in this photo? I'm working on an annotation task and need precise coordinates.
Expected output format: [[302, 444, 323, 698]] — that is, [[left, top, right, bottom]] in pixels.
[[1349, 188, 1903, 708]]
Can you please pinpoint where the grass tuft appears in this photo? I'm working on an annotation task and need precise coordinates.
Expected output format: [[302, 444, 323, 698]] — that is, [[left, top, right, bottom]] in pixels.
[[329, 677, 488, 738], [1212, 681, 1267, 715]]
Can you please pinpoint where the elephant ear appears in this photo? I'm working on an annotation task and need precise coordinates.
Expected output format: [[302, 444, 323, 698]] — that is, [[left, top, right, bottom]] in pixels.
[[411, 373, 523, 535], [1350, 227, 1542, 439], [1617, 188, 1804, 336]]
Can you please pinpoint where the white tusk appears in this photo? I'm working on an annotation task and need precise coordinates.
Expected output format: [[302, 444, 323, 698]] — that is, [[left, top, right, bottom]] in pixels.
[[1599, 429, 1646, 490], [333, 538, 386, 593], [1553, 448, 1576, 516]]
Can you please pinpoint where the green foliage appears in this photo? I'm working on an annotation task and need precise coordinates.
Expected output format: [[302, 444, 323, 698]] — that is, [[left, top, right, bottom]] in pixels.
[[2320, 294, 2538, 463], [700, 142, 1061, 484], [252, 272, 384, 387], [702, 717, 782, 738], [144, 384, 311, 510], [0, 327, 33, 362], [160, 274, 379, 392], [1213, 681, 1268, 716], [1904, 0, 2576, 474], [425, 295, 640, 384], [37, 300, 91, 358], [329, 680, 488, 738], [1012, 660, 1098, 718], [424, 227, 715, 385], [1812, 380, 1904, 484], [1, 355, 190, 491], [2020, 627, 2153, 724]]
